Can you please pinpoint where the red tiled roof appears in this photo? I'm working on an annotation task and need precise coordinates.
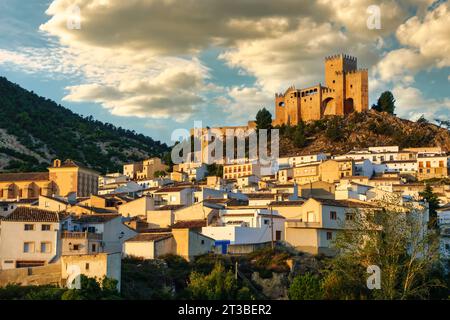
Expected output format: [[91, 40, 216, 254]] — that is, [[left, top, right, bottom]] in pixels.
[[171, 219, 207, 229], [154, 186, 194, 193], [155, 204, 186, 211], [269, 200, 305, 207], [127, 233, 173, 242], [3, 207, 68, 222], [74, 214, 121, 223], [312, 198, 377, 208], [0, 172, 49, 182]]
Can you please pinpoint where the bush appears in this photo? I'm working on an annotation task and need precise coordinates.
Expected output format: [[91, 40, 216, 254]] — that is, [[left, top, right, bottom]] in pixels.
[[289, 273, 324, 300]]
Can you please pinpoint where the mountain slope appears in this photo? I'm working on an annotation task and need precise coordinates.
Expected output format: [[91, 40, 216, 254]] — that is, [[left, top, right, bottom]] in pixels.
[[0, 77, 170, 173], [278, 110, 450, 157]]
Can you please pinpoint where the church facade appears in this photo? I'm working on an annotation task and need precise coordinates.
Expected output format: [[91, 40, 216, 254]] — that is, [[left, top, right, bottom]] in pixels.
[[273, 54, 368, 126]]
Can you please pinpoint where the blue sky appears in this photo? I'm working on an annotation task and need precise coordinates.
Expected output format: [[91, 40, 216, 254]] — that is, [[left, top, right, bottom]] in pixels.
[[0, 0, 449, 144]]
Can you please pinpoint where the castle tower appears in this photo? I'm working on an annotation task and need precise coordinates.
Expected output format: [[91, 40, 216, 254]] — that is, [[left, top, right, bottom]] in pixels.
[[324, 54, 357, 115], [272, 54, 368, 126]]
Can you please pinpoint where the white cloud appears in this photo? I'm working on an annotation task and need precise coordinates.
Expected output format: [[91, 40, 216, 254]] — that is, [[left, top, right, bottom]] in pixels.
[[374, 2, 450, 83], [2, 0, 448, 126], [225, 86, 273, 123], [393, 85, 450, 121]]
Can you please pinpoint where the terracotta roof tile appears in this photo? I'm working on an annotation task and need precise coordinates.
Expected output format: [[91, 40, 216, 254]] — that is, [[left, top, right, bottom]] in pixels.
[[3, 207, 67, 222], [0, 172, 49, 182], [127, 233, 173, 242], [171, 219, 207, 229]]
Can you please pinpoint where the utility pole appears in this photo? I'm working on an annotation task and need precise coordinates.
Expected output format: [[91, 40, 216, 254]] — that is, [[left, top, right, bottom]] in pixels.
[[270, 205, 274, 250]]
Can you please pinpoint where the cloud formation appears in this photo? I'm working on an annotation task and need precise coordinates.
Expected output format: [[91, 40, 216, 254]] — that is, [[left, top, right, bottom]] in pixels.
[[1, 0, 448, 127]]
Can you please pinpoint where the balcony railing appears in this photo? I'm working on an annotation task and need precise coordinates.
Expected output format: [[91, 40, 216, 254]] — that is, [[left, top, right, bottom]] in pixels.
[[61, 231, 102, 240], [286, 221, 321, 228]]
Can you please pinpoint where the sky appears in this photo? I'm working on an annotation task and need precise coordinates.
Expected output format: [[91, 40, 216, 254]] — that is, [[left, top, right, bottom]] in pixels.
[[0, 0, 449, 144]]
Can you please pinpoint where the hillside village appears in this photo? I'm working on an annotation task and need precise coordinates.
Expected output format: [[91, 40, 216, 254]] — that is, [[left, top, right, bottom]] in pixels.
[[0, 141, 449, 292], [0, 55, 449, 299]]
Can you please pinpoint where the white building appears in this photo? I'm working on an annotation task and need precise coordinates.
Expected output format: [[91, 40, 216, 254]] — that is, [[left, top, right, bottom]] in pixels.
[[277, 153, 328, 168], [0, 207, 69, 270], [437, 204, 450, 272], [201, 208, 285, 253]]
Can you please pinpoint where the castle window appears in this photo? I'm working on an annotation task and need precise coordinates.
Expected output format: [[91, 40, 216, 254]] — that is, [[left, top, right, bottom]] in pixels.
[[350, 84, 353, 88], [333, 80, 336, 84], [278, 102, 285, 107]]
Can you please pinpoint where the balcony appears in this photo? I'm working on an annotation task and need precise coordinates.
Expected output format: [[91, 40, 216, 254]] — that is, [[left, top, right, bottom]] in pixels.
[[286, 220, 321, 228], [61, 231, 102, 240]]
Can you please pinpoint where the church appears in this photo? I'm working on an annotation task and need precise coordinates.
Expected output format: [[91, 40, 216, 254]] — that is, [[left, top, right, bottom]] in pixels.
[[272, 54, 368, 126]]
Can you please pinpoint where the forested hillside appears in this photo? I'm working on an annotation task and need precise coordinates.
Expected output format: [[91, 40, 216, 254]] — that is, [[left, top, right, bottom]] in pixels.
[[0, 77, 169, 173]]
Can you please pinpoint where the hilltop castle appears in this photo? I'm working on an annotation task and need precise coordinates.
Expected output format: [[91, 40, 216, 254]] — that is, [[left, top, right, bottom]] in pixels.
[[272, 54, 368, 126]]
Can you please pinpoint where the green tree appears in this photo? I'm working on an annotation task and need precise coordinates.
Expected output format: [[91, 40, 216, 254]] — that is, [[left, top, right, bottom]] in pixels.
[[325, 116, 344, 142], [154, 170, 166, 178], [372, 91, 396, 114], [293, 121, 306, 148], [435, 119, 450, 130], [187, 263, 251, 300], [416, 115, 429, 125], [419, 184, 440, 229], [289, 273, 323, 300], [206, 163, 223, 177], [255, 108, 273, 130], [323, 197, 442, 300], [62, 275, 120, 300]]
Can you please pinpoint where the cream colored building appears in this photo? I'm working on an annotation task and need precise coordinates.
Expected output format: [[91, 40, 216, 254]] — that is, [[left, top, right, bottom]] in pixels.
[[293, 159, 355, 184], [223, 162, 261, 180], [284, 198, 376, 256], [49, 159, 99, 197], [38, 195, 70, 212], [61, 252, 122, 291], [0, 207, 69, 270], [124, 228, 214, 261], [124, 158, 168, 180], [118, 196, 155, 218], [417, 153, 448, 181]]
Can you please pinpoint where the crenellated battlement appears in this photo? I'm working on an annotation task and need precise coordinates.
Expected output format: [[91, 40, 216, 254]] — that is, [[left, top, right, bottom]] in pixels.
[[335, 68, 368, 75], [325, 53, 357, 62]]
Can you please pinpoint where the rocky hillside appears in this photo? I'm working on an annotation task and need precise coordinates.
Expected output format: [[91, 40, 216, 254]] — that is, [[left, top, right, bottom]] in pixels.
[[278, 110, 450, 157], [0, 77, 170, 173]]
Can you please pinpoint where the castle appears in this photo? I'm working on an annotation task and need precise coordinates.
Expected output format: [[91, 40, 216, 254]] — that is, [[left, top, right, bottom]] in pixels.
[[272, 54, 368, 126]]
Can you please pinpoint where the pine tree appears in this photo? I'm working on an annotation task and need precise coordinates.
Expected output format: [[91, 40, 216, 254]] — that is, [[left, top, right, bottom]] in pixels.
[[372, 91, 396, 114], [255, 108, 273, 130]]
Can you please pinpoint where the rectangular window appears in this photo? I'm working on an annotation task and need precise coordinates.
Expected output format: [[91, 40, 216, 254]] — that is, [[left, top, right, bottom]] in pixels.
[[85, 263, 90, 271], [346, 213, 354, 221], [326, 232, 332, 240], [23, 242, 35, 253], [73, 244, 80, 251], [40, 242, 51, 253], [91, 244, 97, 252], [41, 224, 51, 231], [24, 224, 34, 231], [330, 211, 337, 220]]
